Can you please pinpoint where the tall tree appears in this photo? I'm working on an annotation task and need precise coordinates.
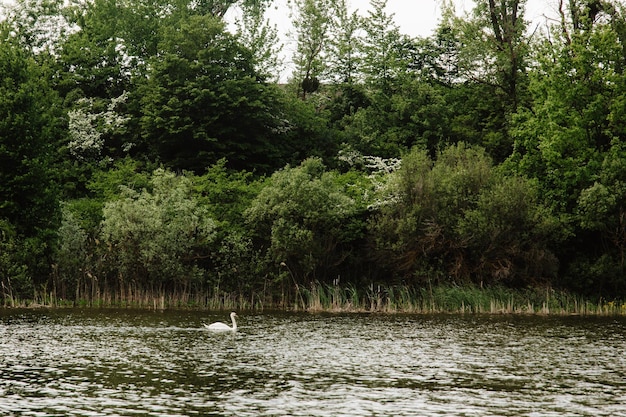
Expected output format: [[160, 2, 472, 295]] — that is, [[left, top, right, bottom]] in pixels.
[[361, 0, 403, 93], [188, 0, 273, 18], [429, 0, 529, 160], [139, 14, 286, 173], [290, 0, 333, 99], [506, 1, 626, 292], [233, 1, 283, 80], [509, 1, 626, 214], [326, 0, 362, 85], [0, 25, 62, 284], [57, 0, 131, 99], [414, 4, 462, 86], [457, 0, 529, 111]]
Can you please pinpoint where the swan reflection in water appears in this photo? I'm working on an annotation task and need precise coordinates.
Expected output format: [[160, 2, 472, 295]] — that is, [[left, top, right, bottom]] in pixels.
[[204, 312, 238, 332]]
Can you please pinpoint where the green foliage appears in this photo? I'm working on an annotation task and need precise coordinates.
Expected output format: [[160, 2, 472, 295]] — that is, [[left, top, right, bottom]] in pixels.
[[139, 14, 286, 173], [196, 160, 263, 231], [289, 0, 333, 98], [459, 175, 560, 285], [193, 161, 265, 292], [54, 205, 90, 300], [0, 28, 59, 234], [574, 139, 626, 292], [63, 158, 152, 232], [370, 143, 558, 286], [578, 141, 626, 232], [412, 21, 462, 85], [0, 26, 61, 283], [101, 169, 217, 288], [87, 158, 151, 202], [56, 0, 131, 98], [246, 158, 366, 282], [342, 82, 441, 157], [361, 0, 405, 93], [458, 0, 529, 110], [233, 1, 283, 79], [185, 0, 273, 18], [509, 13, 626, 212], [325, 0, 362, 85], [0, 220, 30, 304], [4, 0, 626, 303], [276, 92, 339, 164], [504, 5, 626, 292]]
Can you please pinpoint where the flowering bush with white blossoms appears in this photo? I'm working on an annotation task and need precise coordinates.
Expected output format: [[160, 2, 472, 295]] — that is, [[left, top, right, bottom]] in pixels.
[[67, 92, 130, 162]]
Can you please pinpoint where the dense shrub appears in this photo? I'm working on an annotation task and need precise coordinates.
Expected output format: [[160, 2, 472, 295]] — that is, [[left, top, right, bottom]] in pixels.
[[369, 144, 559, 286]]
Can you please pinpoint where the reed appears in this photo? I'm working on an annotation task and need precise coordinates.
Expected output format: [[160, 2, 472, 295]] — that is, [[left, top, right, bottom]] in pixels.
[[295, 282, 626, 316], [2, 281, 625, 316]]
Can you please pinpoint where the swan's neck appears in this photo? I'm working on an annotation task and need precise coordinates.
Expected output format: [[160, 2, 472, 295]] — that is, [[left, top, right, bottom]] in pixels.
[[231, 315, 237, 330]]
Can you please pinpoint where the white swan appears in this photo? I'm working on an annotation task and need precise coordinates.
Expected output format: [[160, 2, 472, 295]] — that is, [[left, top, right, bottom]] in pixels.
[[204, 312, 238, 332]]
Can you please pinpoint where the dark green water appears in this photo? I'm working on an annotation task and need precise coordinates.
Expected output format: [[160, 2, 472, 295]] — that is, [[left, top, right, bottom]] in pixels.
[[0, 309, 625, 416]]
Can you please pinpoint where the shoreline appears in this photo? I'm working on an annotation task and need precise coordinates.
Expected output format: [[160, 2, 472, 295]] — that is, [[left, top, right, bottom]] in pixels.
[[2, 284, 625, 316]]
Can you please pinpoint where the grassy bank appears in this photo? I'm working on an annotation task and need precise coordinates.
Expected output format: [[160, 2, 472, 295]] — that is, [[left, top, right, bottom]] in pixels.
[[2, 283, 625, 315], [0, 287, 267, 311], [296, 283, 626, 315]]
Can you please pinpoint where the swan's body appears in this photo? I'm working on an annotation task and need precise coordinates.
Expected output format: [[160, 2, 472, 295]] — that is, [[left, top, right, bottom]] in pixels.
[[204, 312, 238, 332]]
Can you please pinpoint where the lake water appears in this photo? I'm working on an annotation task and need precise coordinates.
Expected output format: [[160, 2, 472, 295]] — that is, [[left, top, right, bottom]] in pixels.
[[0, 309, 625, 416]]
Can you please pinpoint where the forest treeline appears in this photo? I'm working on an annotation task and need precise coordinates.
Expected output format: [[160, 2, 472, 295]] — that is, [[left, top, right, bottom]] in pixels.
[[1, 0, 626, 307]]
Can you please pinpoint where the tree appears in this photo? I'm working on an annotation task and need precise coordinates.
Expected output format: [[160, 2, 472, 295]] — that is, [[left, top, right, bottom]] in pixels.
[[56, 0, 132, 99], [361, 0, 404, 93], [325, 0, 362, 85], [139, 14, 287, 173], [101, 169, 217, 291], [456, 0, 529, 111], [369, 144, 558, 286], [459, 175, 559, 286], [503, 2, 626, 294], [193, 161, 265, 293], [245, 158, 364, 285], [322, 0, 369, 128], [3, 0, 72, 54], [186, 0, 273, 18], [433, 0, 530, 160], [413, 23, 462, 86], [0, 25, 62, 283], [341, 78, 447, 158], [233, 1, 283, 80], [54, 206, 89, 301], [576, 140, 626, 293], [290, 0, 333, 99], [508, 2, 626, 214], [0, 220, 30, 305], [67, 92, 131, 163]]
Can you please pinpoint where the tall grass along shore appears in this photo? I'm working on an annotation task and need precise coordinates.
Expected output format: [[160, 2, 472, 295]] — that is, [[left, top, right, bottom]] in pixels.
[[2, 283, 625, 316]]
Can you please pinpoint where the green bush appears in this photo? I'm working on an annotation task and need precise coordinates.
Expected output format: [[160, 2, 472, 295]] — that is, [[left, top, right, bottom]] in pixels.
[[101, 169, 217, 290], [246, 158, 367, 284], [370, 143, 559, 286]]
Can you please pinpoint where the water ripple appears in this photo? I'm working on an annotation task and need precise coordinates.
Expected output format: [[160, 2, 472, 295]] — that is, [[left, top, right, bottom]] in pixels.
[[1, 310, 625, 416]]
